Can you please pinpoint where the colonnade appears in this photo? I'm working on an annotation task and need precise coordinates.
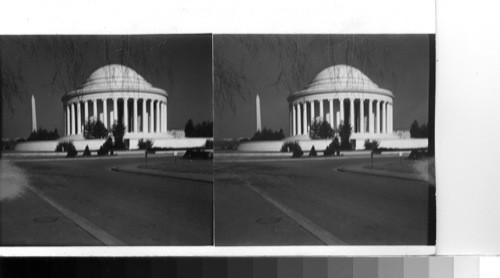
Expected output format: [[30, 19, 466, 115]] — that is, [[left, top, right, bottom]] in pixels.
[[63, 97, 167, 136], [290, 98, 393, 136]]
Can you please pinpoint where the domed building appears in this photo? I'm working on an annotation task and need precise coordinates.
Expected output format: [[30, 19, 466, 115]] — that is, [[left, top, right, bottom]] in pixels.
[[287, 65, 396, 142], [61, 64, 174, 141]]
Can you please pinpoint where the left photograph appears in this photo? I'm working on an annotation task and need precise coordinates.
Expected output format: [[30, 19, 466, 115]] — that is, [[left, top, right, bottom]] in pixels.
[[0, 35, 213, 246]]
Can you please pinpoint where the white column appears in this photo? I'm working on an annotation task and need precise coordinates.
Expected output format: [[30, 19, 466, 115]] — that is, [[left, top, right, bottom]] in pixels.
[[297, 102, 303, 135], [368, 99, 374, 133], [340, 98, 345, 124], [350, 98, 355, 132], [76, 101, 81, 135], [289, 109, 292, 136], [70, 103, 75, 135], [149, 99, 154, 133], [164, 100, 168, 132], [376, 100, 381, 133], [329, 99, 334, 128], [142, 99, 147, 133], [382, 101, 386, 133], [66, 105, 70, 136], [93, 99, 98, 121], [103, 99, 108, 128], [84, 100, 88, 124], [292, 104, 296, 136], [162, 102, 166, 133], [123, 98, 129, 131], [319, 99, 324, 121], [113, 98, 118, 124], [155, 100, 160, 133], [303, 101, 308, 134], [388, 102, 393, 133], [360, 99, 365, 134], [133, 98, 138, 133], [310, 100, 315, 124]]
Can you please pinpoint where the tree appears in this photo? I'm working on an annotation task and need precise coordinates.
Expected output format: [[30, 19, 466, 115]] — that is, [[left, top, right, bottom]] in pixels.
[[184, 119, 196, 137], [338, 121, 353, 150], [310, 120, 334, 139], [111, 121, 126, 149], [410, 120, 420, 138], [251, 127, 285, 141], [84, 120, 108, 139]]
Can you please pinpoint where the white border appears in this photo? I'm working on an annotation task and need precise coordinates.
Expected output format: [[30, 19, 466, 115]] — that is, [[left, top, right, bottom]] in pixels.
[[0, 0, 436, 256]]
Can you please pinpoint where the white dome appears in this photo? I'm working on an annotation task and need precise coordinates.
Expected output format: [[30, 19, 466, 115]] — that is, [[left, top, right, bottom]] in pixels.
[[62, 64, 167, 101], [290, 65, 393, 100]]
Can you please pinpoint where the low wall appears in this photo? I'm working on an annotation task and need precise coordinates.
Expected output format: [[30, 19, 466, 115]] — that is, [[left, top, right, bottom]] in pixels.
[[129, 138, 210, 150], [15, 138, 211, 152], [238, 138, 428, 152]]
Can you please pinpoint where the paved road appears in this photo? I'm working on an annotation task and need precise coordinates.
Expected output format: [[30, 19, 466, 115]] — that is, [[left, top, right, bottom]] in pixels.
[[215, 156, 432, 246], [1, 156, 212, 246]]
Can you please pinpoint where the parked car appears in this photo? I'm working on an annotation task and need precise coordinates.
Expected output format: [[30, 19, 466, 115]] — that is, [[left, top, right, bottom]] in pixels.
[[183, 148, 213, 159]]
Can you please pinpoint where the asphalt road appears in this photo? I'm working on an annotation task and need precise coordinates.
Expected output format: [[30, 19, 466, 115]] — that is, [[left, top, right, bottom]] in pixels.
[[214, 156, 432, 246], [1, 155, 212, 246]]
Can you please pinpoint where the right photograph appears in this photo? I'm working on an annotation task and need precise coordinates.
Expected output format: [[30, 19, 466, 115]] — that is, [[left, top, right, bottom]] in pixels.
[[213, 34, 435, 246]]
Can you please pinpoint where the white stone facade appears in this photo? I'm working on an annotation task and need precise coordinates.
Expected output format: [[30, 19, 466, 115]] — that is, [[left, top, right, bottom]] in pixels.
[[287, 65, 395, 139], [61, 64, 172, 140]]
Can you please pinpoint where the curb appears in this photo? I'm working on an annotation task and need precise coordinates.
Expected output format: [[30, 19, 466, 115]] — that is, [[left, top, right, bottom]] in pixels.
[[337, 167, 428, 182], [111, 166, 213, 184]]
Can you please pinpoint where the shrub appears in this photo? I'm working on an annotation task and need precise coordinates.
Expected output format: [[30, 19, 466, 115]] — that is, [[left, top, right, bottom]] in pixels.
[[66, 142, 77, 157], [310, 120, 334, 139], [138, 139, 154, 150], [205, 139, 214, 150], [309, 145, 317, 157], [84, 120, 108, 139], [292, 144, 303, 158], [56, 141, 74, 152], [82, 145, 91, 156], [111, 121, 126, 150], [364, 139, 380, 150], [280, 141, 301, 152], [324, 137, 341, 156], [338, 121, 353, 150], [97, 137, 114, 156]]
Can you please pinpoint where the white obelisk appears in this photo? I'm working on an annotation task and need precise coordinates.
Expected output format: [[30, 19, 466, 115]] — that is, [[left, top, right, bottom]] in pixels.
[[31, 95, 37, 131], [256, 94, 262, 132]]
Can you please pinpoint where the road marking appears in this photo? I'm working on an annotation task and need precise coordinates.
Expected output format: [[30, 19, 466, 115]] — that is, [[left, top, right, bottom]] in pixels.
[[229, 172, 346, 245], [26, 184, 126, 246]]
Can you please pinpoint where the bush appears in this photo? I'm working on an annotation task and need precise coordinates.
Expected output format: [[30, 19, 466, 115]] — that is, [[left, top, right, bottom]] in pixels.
[[27, 128, 59, 141], [111, 121, 126, 150], [324, 137, 341, 156], [66, 142, 77, 157], [364, 139, 380, 150], [309, 145, 317, 157], [97, 137, 114, 156], [251, 127, 285, 141], [292, 144, 303, 158], [84, 120, 108, 139], [56, 141, 74, 152], [205, 139, 214, 150], [82, 145, 91, 156], [138, 139, 154, 150], [310, 120, 334, 139], [338, 121, 353, 150], [280, 141, 301, 152]]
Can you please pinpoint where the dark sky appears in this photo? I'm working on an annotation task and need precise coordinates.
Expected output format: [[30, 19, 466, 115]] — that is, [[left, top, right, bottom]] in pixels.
[[1, 35, 213, 139], [214, 34, 432, 139]]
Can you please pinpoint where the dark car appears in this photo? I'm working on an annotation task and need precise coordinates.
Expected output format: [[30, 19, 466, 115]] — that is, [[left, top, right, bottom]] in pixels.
[[183, 148, 213, 159]]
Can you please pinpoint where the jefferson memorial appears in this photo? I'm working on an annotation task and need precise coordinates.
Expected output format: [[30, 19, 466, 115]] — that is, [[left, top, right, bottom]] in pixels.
[[61, 64, 173, 140], [288, 64, 395, 141]]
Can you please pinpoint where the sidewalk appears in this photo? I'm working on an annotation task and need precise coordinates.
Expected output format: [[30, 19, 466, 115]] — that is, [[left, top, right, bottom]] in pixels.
[[338, 163, 429, 182], [111, 164, 212, 184]]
